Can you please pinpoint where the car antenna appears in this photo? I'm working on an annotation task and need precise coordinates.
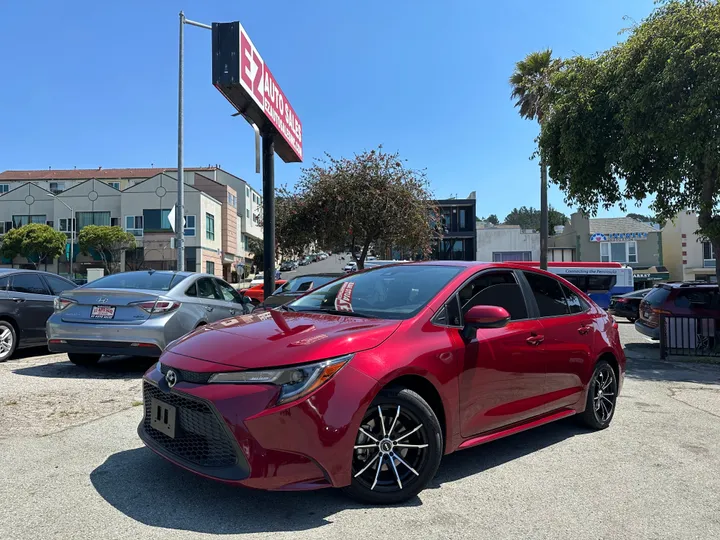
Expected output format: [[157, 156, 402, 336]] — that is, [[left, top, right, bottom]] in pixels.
[[148, 269, 156, 275]]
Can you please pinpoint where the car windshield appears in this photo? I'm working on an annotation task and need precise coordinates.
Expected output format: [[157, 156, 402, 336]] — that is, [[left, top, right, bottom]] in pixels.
[[274, 275, 339, 294], [288, 265, 463, 320], [86, 272, 189, 291]]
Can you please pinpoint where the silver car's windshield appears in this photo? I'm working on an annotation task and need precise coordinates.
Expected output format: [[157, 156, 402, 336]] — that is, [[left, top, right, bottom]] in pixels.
[[85, 272, 189, 291], [288, 265, 462, 320]]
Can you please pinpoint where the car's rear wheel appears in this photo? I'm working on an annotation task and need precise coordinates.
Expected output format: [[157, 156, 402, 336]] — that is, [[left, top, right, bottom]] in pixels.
[[343, 387, 443, 505], [68, 353, 101, 366], [0, 322, 17, 362], [579, 359, 618, 430]]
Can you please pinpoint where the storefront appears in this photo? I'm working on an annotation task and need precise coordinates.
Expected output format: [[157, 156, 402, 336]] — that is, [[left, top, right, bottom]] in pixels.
[[633, 266, 670, 289]]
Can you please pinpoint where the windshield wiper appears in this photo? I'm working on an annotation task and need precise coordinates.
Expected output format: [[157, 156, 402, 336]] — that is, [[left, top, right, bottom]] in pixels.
[[278, 304, 296, 312], [293, 307, 372, 318]]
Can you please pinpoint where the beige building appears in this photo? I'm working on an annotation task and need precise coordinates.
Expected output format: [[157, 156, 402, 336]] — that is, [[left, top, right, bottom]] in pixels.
[[662, 211, 717, 283]]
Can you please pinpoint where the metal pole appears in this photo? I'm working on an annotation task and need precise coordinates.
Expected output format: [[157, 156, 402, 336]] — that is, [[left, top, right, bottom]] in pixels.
[[70, 208, 74, 278], [176, 11, 185, 271], [539, 160, 548, 270], [262, 130, 276, 298]]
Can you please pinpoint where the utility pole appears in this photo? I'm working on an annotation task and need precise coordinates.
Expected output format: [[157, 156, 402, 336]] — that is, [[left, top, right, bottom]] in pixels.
[[262, 130, 276, 298]]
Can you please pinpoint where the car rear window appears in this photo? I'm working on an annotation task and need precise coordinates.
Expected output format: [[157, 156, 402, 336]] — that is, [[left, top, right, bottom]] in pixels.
[[643, 287, 671, 307], [674, 289, 720, 309], [87, 272, 189, 291]]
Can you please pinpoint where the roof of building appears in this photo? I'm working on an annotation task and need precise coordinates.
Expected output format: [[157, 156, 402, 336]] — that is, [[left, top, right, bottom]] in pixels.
[[0, 167, 217, 181], [589, 217, 658, 234]]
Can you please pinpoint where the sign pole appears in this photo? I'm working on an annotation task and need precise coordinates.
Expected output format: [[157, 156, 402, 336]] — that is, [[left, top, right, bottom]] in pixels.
[[262, 129, 276, 298], [176, 11, 186, 271]]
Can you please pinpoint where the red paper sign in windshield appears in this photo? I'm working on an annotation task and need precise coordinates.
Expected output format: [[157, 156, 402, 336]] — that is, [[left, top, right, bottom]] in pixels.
[[334, 282, 355, 312]]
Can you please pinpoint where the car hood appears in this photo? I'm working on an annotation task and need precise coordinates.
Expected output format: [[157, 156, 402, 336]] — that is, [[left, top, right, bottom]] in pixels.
[[166, 310, 402, 368]]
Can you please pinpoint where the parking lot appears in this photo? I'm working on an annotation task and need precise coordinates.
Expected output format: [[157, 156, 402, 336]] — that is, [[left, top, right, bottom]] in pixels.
[[1, 320, 720, 539]]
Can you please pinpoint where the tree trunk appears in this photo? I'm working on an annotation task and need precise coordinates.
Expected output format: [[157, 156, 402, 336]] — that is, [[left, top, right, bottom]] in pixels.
[[714, 241, 720, 285], [697, 163, 719, 284], [539, 160, 549, 270]]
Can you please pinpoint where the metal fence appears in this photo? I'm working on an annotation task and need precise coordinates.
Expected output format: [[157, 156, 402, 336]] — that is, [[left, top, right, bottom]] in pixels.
[[659, 315, 720, 359]]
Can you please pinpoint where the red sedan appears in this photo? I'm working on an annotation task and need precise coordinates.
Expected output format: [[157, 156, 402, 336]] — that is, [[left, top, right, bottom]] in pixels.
[[139, 262, 625, 504]]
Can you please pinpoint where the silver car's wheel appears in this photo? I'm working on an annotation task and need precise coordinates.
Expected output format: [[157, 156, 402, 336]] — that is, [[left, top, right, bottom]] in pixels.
[[0, 322, 17, 362]]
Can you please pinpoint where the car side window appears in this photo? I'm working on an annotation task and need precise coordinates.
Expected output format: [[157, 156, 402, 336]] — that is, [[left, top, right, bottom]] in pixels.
[[185, 283, 197, 297], [10, 273, 50, 295], [523, 271, 569, 317], [674, 290, 717, 309], [457, 271, 528, 321], [0, 276, 8, 291], [215, 279, 241, 302], [43, 275, 76, 295], [561, 284, 587, 314], [196, 278, 220, 300]]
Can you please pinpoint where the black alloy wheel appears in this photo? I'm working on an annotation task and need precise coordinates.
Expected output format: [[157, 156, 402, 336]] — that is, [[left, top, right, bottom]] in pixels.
[[343, 387, 443, 505], [579, 360, 618, 430]]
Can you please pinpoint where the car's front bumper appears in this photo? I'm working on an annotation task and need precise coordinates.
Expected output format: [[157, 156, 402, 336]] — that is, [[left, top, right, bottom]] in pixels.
[[138, 352, 380, 491], [635, 320, 660, 340]]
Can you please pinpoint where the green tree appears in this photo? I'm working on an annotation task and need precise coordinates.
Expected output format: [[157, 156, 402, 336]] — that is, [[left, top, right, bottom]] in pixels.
[[504, 206, 568, 235], [539, 0, 720, 282], [510, 49, 562, 270], [247, 237, 264, 268], [290, 146, 438, 269], [78, 225, 136, 274], [486, 214, 500, 225], [0, 223, 67, 269]]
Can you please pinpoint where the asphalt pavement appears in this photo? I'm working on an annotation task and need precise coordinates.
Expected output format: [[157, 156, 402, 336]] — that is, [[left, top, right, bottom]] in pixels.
[[1, 321, 720, 539]]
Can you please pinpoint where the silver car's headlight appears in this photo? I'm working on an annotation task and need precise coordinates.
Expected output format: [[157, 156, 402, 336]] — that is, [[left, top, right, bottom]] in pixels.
[[208, 354, 352, 404]]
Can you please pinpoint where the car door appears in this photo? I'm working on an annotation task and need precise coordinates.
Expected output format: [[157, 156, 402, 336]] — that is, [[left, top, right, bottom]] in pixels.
[[521, 271, 596, 412], [449, 269, 546, 437], [213, 278, 245, 318], [7, 272, 55, 343], [192, 277, 229, 323]]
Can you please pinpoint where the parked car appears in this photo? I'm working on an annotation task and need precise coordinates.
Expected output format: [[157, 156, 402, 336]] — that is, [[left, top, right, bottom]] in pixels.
[[47, 270, 253, 366], [258, 273, 342, 309], [343, 261, 357, 273], [0, 269, 77, 361], [636, 281, 720, 340], [243, 280, 288, 305], [608, 288, 652, 322], [298, 258, 309, 266], [139, 262, 625, 504]]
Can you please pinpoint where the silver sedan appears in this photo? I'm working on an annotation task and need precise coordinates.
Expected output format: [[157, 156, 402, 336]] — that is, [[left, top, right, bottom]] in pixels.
[[46, 270, 252, 366]]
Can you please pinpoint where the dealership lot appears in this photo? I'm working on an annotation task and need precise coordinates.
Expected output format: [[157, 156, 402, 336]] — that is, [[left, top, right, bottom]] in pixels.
[[1, 324, 720, 540]]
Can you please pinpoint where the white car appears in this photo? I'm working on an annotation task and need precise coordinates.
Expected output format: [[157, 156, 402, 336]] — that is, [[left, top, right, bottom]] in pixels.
[[343, 262, 357, 273]]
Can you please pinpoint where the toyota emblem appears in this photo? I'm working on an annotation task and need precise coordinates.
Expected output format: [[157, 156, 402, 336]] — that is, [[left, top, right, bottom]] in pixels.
[[165, 369, 178, 388]]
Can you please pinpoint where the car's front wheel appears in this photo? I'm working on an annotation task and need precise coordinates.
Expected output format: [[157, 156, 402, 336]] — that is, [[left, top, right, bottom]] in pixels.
[[68, 353, 101, 366], [579, 359, 618, 430], [343, 387, 443, 505], [0, 321, 17, 362]]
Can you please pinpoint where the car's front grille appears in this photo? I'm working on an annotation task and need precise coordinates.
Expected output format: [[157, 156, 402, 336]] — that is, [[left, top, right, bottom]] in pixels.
[[142, 382, 237, 468], [159, 363, 213, 384]]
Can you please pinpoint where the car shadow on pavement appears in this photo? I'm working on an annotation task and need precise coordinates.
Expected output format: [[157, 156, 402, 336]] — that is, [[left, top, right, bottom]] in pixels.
[[12, 356, 155, 380], [90, 419, 586, 534], [625, 353, 720, 385]]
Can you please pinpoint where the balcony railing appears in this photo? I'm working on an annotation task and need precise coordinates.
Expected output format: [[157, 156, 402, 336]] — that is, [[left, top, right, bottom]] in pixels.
[[703, 258, 716, 268]]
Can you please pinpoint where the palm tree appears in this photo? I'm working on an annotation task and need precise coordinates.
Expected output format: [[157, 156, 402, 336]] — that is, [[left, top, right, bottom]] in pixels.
[[510, 49, 560, 270]]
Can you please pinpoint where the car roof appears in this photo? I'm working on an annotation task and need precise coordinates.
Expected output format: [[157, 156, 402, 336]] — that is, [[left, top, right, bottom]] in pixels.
[[660, 281, 718, 289], [0, 268, 73, 278]]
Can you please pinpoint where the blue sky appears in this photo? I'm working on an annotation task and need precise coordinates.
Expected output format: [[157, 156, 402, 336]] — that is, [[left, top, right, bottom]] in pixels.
[[0, 0, 657, 220]]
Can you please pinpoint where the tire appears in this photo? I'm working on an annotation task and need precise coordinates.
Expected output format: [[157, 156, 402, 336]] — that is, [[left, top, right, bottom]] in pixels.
[[578, 359, 618, 430], [0, 321, 18, 362], [68, 353, 101, 366], [342, 387, 443, 505]]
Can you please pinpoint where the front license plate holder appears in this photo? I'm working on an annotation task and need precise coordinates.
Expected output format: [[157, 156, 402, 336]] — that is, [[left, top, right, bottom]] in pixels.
[[150, 398, 177, 438]]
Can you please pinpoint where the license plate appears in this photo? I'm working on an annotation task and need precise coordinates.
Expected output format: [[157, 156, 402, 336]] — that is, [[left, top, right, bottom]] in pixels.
[[91, 305, 116, 319], [150, 398, 177, 438]]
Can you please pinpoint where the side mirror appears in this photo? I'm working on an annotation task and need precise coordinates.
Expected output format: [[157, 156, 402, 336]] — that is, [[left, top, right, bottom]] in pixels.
[[464, 305, 510, 329]]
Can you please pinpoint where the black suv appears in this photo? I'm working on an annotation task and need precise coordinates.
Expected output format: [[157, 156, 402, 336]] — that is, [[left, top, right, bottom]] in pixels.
[[0, 269, 77, 361]]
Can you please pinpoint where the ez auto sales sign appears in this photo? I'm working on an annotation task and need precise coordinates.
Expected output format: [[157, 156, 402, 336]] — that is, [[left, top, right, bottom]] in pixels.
[[212, 21, 303, 163]]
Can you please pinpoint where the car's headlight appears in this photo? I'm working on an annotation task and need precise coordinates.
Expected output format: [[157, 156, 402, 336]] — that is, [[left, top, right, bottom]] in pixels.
[[208, 354, 352, 404]]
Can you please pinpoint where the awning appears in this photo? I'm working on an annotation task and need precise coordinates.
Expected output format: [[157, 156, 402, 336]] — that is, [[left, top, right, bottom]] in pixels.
[[633, 271, 669, 282]]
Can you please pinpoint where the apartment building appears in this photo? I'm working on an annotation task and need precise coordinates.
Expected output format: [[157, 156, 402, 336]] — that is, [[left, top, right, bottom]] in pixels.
[[476, 223, 540, 262], [0, 167, 263, 280], [430, 196, 477, 261], [663, 211, 717, 283]]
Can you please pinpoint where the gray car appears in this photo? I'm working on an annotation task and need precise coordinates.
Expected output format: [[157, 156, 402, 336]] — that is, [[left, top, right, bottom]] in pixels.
[[46, 270, 252, 366]]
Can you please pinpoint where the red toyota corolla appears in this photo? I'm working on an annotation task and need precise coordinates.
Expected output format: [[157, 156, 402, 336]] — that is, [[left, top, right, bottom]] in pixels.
[[138, 262, 625, 504]]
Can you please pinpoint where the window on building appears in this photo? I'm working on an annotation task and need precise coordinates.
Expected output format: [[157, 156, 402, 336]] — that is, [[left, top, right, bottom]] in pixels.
[[492, 251, 532, 262], [246, 208, 250, 219], [252, 193, 256, 203], [206, 261, 215, 275], [459, 209, 466, 230], [523, 271, 569, 317], [0, 184, 9, 193], [46, 220, 54, 228], [49, 182, 65, 194], [703, 241, 716, 262], [12, 215, 47, 227], [55, 215, 73, 232], [125, 215, 144, 236], [600, 241, 637, 263], [108, 182, 120, 190], [246, 186, 250, 197], [142, 209, 172, 231], [184, 215, 196, 237], [206, 213, 215, 241], [243, 235, 249, 251], [76, 211, 111, 230], [110, 218, 119, 227]]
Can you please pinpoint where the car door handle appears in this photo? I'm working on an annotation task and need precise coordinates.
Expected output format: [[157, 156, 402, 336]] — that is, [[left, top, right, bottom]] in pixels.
[[526, 334, 544, 346], [205, 306, 214, 312], [10, 297, 25, 303], [578, 324, 592, 335]]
